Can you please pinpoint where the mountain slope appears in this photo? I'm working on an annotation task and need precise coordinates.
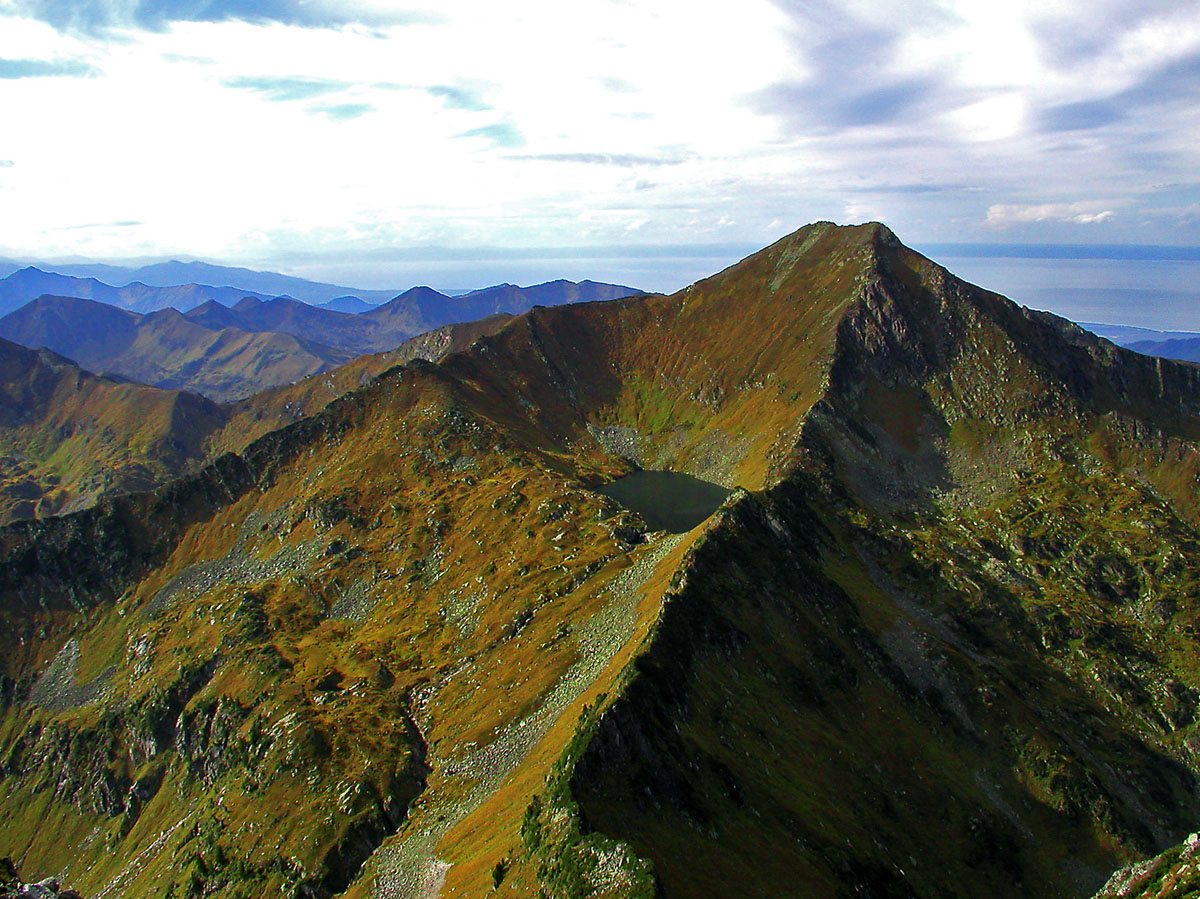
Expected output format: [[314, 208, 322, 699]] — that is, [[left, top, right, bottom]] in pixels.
[[0, 315, 509, 526], [208, 313, 513, 458], [3, 223, 1200, 898], [204, 296, 380, 351], [0, 337, 225, 522], [0, 295, 355, 402], [560, 228, 1200, 897]]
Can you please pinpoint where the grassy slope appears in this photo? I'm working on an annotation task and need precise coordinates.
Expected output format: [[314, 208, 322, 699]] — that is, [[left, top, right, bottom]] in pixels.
[[0, 222, 867, 897], [4, 223, 1200, 898], [0, 315, 511, 526], [0, 338, 226, 522], [207, 314, 513, 458]]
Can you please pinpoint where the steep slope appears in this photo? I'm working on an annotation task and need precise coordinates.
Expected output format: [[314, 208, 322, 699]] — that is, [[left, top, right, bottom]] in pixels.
[[207, 314, 513, 458], [0, 296, 354, 402], [0, 315, 508, 526], [557, 227, 1200, 898], [1092, 832, 1200, 898], [0, 337, 225, 522], [3, 223, 1200, 899]]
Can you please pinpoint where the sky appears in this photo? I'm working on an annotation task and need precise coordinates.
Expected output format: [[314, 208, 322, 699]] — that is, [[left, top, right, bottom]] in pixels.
[[0, 0, 1198, 292]]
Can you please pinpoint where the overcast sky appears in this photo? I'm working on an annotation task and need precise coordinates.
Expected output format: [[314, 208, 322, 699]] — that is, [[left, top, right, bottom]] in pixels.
[[0, 0, 1198, 289]]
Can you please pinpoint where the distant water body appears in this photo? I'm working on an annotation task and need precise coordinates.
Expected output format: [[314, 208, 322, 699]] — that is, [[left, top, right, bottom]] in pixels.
[[925, 255, 1200, 333]]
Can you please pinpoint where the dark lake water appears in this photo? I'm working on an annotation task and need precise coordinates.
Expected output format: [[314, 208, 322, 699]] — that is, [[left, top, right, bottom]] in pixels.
[[599, 470, 731, 534]]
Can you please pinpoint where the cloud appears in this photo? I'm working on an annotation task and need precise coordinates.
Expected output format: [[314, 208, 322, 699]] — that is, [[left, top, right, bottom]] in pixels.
[[426, 85, 490, 111], [455, 123, 524, 149], [1034, 51, 1200, 134], [223, 75, 347, 101], [985, 202, 1119, 227], [56, 220, 143, 230], [6, 0, 441, 32], [1141, 202, 1200, 225], [746, 11, 955, 136], [504, 152, 694, 167], [749, 66, 943, 134], [0, 56, 98, 78], [596, 77, 637, 94], [0, 160, 13, 167], [312, 102, 372, 120]]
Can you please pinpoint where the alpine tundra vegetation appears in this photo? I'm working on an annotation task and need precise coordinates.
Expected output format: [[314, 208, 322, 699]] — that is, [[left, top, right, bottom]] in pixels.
[[4, 223, 1200, 898]]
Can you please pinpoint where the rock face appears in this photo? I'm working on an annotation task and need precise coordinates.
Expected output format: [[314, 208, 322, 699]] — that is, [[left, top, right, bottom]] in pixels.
[[0, 858, 82, 898], [4, 222, 1200, 898]]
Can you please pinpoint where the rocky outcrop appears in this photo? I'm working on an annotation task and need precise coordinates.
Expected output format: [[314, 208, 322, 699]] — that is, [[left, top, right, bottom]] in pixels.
[[0, 858, 82, 898]]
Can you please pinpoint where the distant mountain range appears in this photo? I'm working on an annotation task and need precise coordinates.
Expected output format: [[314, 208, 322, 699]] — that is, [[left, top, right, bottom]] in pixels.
[[0, 280, 643, 401], [0, 259, 400, 306], [0, 257, 644, 315], [0, 267, 280, 317], [0, 296, 357, 403], [1081, 322, 1200, 364]]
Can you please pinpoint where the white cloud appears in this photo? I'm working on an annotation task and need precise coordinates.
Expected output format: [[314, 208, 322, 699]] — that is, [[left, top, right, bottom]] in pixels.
[[985, 202, 1119, 227]]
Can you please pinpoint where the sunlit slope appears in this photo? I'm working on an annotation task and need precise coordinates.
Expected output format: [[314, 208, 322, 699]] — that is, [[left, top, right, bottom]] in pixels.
[[208, 314, 513, 458], [0, 315, 511, 525], [437, 221, 877, 489], [4, 222, 1200, 899]]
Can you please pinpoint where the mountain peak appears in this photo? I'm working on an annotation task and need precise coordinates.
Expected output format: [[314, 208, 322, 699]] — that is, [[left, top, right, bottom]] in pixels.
[[8, 221, 1200, 899]]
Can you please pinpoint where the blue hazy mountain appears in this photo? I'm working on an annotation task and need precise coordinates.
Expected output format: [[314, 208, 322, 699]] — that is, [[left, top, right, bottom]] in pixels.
[[29, 260, 399, 306], [0, 267, 277, 317]]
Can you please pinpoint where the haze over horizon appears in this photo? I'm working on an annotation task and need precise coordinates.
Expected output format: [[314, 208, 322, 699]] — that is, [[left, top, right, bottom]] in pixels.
[[0, 0, 1198, 293]]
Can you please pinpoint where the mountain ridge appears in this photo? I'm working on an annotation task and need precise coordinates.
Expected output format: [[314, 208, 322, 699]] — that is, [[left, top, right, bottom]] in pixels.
[[3, 222, 1200, 898]]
